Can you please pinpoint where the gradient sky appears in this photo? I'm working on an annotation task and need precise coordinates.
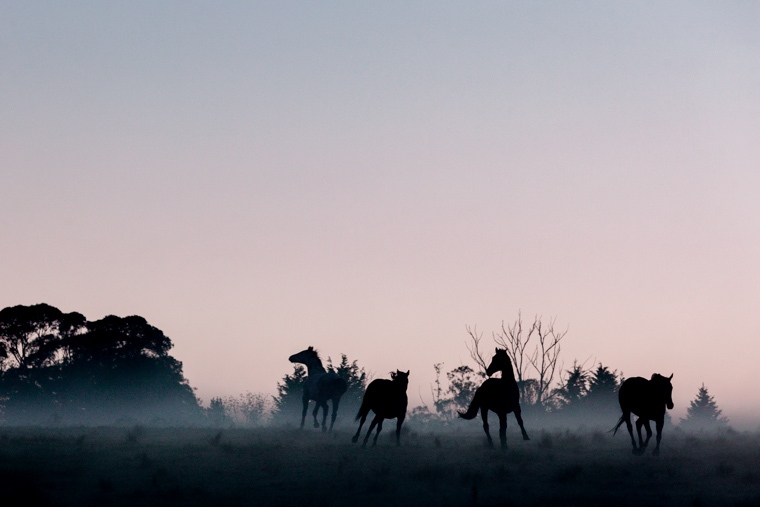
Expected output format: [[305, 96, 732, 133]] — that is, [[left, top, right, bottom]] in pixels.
[[2, 2, 759, 427]]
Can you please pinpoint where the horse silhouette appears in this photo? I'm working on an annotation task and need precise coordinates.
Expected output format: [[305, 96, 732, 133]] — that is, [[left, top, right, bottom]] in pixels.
[[613, 373, 674, 455], [459, 348, 530, 449], [352, 370, 409, 447], [289, 346, 348, 431]]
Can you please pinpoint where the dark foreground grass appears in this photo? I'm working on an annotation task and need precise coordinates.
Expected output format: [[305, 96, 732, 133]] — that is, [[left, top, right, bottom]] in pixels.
[[1, 426, 760, 506]]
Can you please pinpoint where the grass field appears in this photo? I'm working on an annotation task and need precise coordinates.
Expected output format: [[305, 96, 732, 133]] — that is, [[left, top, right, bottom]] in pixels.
[[1, 425, 760, 506]]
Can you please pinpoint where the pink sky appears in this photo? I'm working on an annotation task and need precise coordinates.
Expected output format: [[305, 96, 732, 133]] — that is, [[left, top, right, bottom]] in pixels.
[[2, 2, 759, 427]]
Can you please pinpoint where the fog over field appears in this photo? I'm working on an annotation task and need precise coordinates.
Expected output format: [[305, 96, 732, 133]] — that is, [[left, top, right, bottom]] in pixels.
[[2, 1, 760, 504], [2, 425, 760, 507]]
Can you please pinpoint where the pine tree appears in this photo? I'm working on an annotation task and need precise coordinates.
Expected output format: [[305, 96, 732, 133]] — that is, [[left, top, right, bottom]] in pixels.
[[553, 361, 590, 412], [585, 363, 621, 410], [680, 383, 728, 430], [271, 364, 307, 422], [326, 354, 368, 411]]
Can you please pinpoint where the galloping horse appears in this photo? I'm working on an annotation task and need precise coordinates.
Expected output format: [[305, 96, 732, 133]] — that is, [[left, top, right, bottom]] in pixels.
[[352, 370, 409, 447], [289, 347, 348, 432], [459, 348, 530, 449], [613, 373, 674, 455]]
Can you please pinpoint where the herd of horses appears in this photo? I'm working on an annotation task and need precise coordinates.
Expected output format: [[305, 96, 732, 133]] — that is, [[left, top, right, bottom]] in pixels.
[[289, 346, 674, 454]]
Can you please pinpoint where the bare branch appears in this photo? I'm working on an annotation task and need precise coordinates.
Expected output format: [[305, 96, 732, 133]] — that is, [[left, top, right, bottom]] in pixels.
[[464, 325, 488, 377]]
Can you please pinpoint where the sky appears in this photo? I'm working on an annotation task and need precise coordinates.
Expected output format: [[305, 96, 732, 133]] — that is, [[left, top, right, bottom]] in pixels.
[[2, 2, 759, 427]]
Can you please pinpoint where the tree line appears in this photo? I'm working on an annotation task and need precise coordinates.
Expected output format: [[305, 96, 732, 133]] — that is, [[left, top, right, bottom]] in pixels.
[[0, 304, 728, 430]]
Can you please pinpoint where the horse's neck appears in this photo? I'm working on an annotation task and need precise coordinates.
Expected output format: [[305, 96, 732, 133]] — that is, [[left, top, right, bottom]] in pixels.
[[500, 366, 517, 383], [306, 359, 326, 377]]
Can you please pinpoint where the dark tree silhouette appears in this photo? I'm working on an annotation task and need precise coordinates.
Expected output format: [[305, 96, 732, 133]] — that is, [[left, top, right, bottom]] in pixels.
[[0, 304, 199, 425], [272, 363, 308, 422], [207, 396, 229, 427], [446, 365, 480, 413], [585, 363, 622, 411], [0, 303, 85, 369], [680, 383, 729, 431], [326, 353, 368, 410], [552, 360, 590, 412]]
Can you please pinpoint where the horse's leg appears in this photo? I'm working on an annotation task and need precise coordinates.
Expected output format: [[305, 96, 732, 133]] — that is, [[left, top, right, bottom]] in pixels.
[[372, 417, 384, 447], [513, 405, 530, 441], [312, 401, 321, 428], [395, 414, 405, 446], [498, 412, 508, 450], [653, 417, 664, 456], [352, 411, 367, 443], [623, 410, 637, 453], [642, 419, 653, 451], [300, 396, 309, 429], [480, 407, 493, 448], [320, 401, 329, 432], [635, 418, 645, 452], [329, 397, 341, 432], [362, 415, 381, 448]]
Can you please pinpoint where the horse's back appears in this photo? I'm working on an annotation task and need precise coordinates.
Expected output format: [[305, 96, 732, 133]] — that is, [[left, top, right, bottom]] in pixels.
[[477, 378, 520, 413], [619, 376, 661, 418], [364, 379, 406, 418], [316, 372, 348, 399]]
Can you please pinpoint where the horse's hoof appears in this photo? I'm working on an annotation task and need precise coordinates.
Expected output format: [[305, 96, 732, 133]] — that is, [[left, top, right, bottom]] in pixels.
[[652, 448, 660, 456], [351, 436, 359, 444], [523, 435, 530, 441]]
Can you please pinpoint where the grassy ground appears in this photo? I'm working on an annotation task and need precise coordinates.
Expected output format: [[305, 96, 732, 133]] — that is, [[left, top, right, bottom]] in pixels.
[[1, 426, 760, 506]]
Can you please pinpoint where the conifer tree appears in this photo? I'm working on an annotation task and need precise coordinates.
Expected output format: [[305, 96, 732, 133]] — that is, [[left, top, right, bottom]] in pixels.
[[681, 383, 729, 430], [271, 364, 307, 421]]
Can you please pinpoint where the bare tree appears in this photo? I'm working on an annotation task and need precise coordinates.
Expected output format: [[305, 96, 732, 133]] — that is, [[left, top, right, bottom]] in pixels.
[[466, 311, 568, 407], [464, 326, 488, 377]]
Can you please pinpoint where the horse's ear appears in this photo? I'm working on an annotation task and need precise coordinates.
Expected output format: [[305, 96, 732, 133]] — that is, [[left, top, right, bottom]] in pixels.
[[406, 370, 410, 376], [308, 346, 313, 351], [669, 373, 673, 380]]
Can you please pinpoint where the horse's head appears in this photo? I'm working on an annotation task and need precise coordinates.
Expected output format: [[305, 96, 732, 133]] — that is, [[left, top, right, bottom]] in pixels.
[[651, 373, 674, 410], [486, 348, 512, 377], [390, 370, 410, 389], [289, 346, 319, 365]]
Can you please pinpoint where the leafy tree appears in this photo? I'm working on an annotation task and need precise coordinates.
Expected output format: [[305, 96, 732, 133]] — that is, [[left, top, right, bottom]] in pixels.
[[0, 305, 200, 424], [207, 397, 229, 427], [222, 392, 270, 427], [0, 303, 85, 369], [680, 384, 729, 431], [446, 365, 480, 413]]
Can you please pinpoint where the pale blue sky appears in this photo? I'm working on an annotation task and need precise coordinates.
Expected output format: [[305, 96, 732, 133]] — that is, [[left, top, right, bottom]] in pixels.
[[2, 2, 759, 425]]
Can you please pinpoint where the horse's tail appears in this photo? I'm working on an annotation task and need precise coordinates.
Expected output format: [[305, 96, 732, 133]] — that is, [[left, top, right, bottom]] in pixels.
[[355, 393, 371, 422], [611, 414, 626, 435], [458, 390, 481, 420]]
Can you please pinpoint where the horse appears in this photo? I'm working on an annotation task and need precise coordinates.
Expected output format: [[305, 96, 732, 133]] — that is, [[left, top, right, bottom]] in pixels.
[[288, 346, 348, 432], [352, 370, 409, 447], [613, 373, 674, 456], [459, 348, 530, 449]]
